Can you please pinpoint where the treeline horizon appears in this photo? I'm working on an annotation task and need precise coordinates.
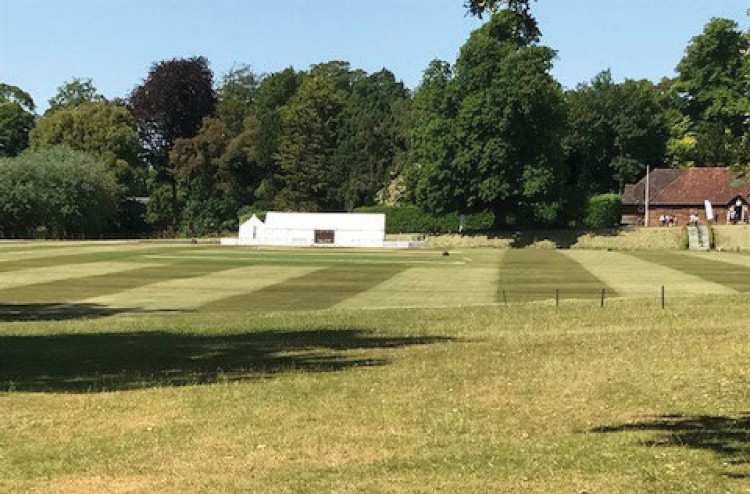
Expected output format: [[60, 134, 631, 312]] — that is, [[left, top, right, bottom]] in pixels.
[[0, 2, 748, 237]]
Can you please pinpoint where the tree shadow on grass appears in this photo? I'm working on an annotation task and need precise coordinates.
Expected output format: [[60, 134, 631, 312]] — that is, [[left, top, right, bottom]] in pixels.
[[0, 303, 182, 322], [0, 329, 453, 393], [590, 413, 750, 477], [507, 228, 620, 249]]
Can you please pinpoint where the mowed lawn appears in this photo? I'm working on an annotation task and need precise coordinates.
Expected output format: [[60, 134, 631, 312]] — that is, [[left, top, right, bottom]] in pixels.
[[3, 242, 750, 491], [3, 242, 750, 314]]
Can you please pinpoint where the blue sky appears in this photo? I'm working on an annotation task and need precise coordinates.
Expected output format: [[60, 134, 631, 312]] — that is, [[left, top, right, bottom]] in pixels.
[[2, 0, 748, 112]]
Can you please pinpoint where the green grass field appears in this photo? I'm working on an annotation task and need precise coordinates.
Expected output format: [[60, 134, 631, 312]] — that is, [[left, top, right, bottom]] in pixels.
[[2, 242, 750, 492]]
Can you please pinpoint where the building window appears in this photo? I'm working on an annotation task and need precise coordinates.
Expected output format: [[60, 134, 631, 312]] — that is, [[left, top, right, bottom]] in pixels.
[[314, 230, 335, 244]]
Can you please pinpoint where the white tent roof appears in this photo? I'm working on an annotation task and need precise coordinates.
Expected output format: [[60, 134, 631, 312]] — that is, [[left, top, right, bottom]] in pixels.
[[264, 212, 385, 231]]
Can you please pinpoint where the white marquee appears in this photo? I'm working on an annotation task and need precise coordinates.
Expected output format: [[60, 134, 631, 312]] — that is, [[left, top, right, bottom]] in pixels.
[[222, 211, 387, 248]]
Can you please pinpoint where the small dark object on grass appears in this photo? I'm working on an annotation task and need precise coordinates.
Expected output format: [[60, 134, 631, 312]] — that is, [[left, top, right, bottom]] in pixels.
[[442, 251, 450, 257]]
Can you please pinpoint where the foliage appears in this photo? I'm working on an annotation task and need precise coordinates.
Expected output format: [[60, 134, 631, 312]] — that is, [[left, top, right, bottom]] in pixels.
[[332, 69, 411, 210], [582, 193, 622, 229], [47, 78, 104, 111], [672, 18, 750, 167], [408, 11, 567, 226], [464, 0, 539, 43], [238, 205, 267, 223], [276, 69, 347, 210], [564, 71, 669, 196], [171, 117, 265, 234], [0, 83, 36, 157], [129, 57, 216, 228], [216, 65, 259, 135], [0, 146, 119, 237], [354, 205, 494, 234], [30, 100, 144, 194]]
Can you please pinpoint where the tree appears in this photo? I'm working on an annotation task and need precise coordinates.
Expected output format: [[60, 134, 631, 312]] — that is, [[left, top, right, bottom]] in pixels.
[[276, 73, 346, 210], [29, 100, 144, 194], [249, 68, 305, 207], [48, 78, 104, 111], [0, 146, 119, 238], [564, 71, 668, 198], [216, 65, 259, 135], [129, 56, 216, 228], [171, 117, 266, 233], [332, 69, 411, 210], [409, 11, 567, 226], [0, 83, 36, 157], [465, 0, 539, 42], [673, 18, 750, 166]]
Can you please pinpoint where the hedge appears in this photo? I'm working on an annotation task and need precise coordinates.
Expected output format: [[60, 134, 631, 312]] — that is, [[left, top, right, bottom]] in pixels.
[[583, 194, 621, 229], [354, 205, 494, 234]]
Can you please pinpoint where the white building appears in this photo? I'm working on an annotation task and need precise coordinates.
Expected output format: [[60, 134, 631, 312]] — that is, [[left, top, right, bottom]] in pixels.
[[221, 211, 387, 247]]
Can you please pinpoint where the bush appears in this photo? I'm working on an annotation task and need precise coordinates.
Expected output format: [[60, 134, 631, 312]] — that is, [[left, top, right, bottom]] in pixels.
[[583, 194, 621, 229], [353, 205, 494, 234], [0, 146, 120, 238]]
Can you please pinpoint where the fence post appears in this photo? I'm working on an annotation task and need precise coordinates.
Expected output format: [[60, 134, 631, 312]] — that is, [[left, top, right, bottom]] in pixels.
[[502, 290, 507, 306], [661, 285, 665, 309], [600, 288, 605, 308], [555, 288, 560, 308]]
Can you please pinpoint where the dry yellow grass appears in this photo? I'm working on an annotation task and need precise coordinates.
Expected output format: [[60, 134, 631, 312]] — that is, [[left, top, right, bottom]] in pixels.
[[2, 298, 750, 492]]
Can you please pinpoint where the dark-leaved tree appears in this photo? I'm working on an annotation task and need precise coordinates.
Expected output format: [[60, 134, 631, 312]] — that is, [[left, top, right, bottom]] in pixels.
[[129, 56, 216, 230]]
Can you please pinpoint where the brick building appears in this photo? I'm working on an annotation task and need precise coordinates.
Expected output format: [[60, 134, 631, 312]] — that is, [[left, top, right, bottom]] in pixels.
[[621, 167, 750, 226]]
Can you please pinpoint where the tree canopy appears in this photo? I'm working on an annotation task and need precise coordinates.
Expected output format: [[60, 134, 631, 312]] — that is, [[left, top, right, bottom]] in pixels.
[[0, 84, 36, 157], [30, 99, 143, 194], [0, 146, 120, 238], [3, 7, 749, 237]]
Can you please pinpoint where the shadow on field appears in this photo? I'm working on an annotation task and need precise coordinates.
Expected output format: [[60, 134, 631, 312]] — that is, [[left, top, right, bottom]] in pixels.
[[0, 303, 179, 322], [507, 229, 618, 249], [591, 413, 750, 477], [0, 329, 452, 393]]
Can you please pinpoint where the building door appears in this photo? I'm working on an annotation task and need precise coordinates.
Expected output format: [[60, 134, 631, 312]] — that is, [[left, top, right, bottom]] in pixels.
[[314, 230, 335, 245]]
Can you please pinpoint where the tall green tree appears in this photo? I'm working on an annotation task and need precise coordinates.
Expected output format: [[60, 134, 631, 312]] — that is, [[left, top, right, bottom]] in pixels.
[[332, 69, 411, 210], [29, 100, 144, 194], [673, 18, 750, 166], [242, 67, 304, 207], [410, 10, 567, 225], [129, 57, 216, 229], [564, 71, 668, 197], [216, 65, 259, 135], [276, 73, 346, 210], [0, 84, 36, 157], [405, 60, 458, 208]]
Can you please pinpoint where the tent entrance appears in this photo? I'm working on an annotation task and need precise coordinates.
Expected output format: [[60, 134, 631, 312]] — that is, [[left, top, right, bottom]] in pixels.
[[314, 230, 335, 245]]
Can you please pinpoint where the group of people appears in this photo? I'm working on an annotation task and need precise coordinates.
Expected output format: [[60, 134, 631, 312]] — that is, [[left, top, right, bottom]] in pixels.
[[658, 214, 678, 226]]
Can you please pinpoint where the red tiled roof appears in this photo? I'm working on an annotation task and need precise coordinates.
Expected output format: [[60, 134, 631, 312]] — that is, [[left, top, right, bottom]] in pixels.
[[621, 169, 681, 206], [622, 168, 750, 206], [653, 168, 750, 205]]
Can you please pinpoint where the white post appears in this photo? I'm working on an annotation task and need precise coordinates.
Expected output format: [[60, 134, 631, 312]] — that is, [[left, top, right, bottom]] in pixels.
[[644, 165, 650, 227]]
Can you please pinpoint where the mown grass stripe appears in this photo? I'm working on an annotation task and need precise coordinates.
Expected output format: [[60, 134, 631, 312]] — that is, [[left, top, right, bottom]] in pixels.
[[562, 250, 733, 298], [0, 262, 150, 292], [201, 264, 407, 312], [83, 265, 322, 312], [336, 262, 501, 310], [497, 249, 616, 302], [0, 246, 183, 273], [629, 251, 750, 293], [0, 262, 236, 304]]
